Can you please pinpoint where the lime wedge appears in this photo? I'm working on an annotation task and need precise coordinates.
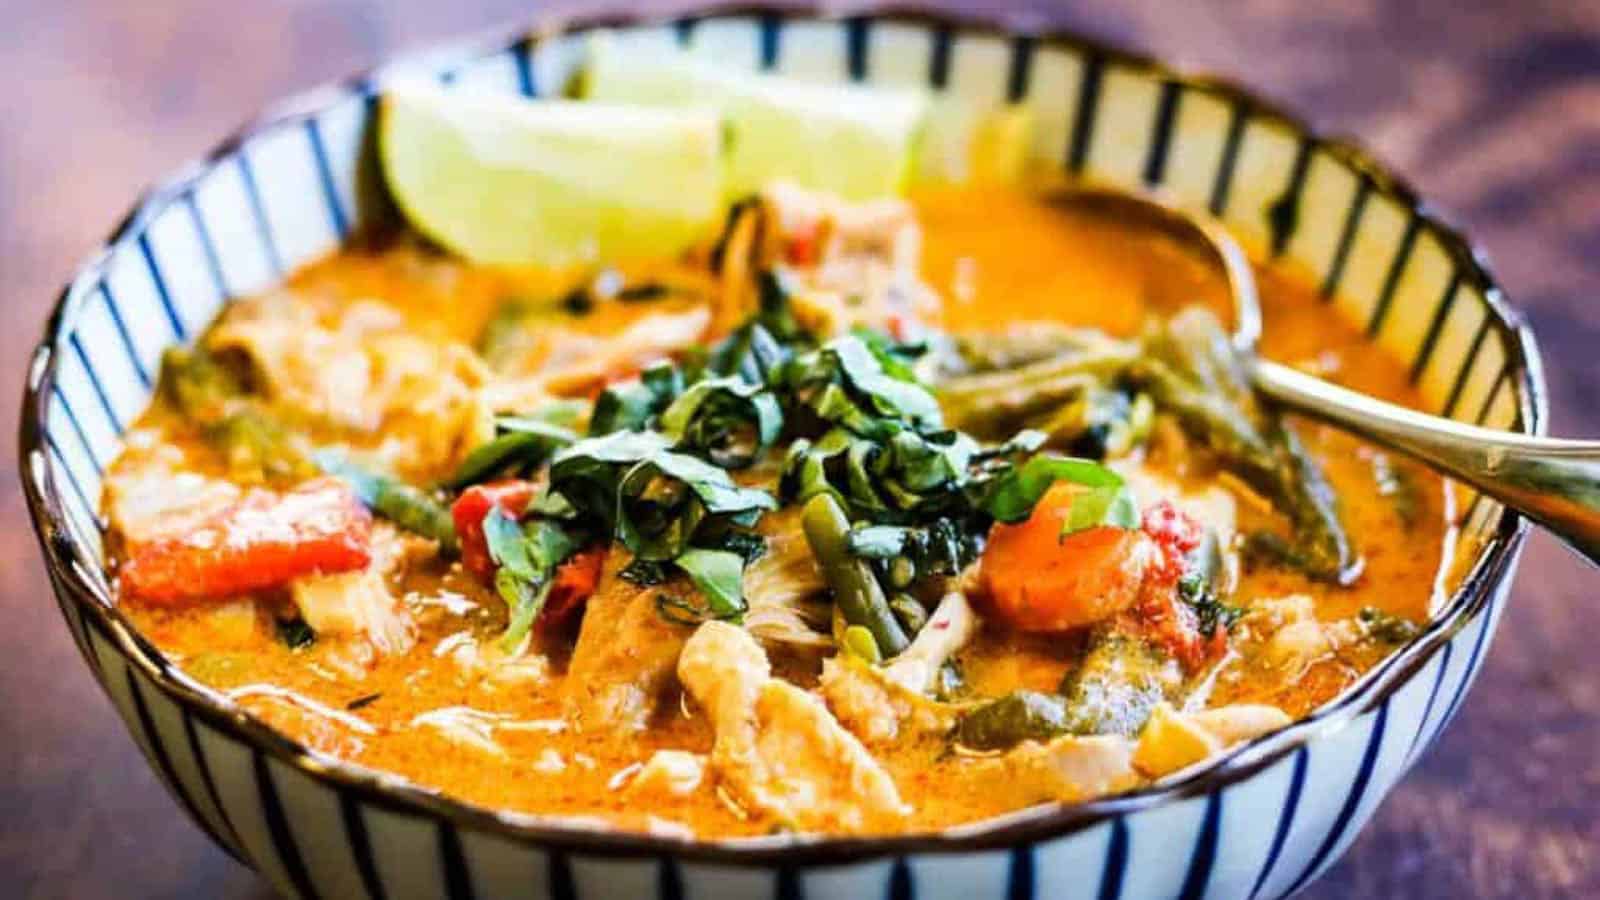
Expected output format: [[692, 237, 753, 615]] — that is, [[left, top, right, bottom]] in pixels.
[[379, 82, 726, 267], [582, 35, 929, 200]]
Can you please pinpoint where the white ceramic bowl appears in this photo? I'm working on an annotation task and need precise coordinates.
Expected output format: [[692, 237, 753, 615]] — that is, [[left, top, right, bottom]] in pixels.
[[19, 5, 1542, 898]]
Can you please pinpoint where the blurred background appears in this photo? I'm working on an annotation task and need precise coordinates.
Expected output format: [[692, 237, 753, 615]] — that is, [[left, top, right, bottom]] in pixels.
[[2, 1, 1597, 897]]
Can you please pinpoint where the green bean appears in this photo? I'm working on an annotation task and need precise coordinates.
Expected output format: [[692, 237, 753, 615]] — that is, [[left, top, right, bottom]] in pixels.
[[316, 453, 459, 554], [888, 592, 930, 634], [954, 690, 1070, 750], [161, 346, 311, 481], [801, 494, 909, 657], [1058, 628, 1182, 737], [952, 324, 1129, 373]]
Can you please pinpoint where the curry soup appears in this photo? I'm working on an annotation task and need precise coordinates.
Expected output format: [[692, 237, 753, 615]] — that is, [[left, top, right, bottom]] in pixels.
[[106, 183, 1449, 840]]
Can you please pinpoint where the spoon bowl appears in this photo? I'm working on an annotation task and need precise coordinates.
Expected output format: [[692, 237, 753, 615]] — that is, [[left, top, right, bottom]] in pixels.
[[1053, 184, 1600, 568]]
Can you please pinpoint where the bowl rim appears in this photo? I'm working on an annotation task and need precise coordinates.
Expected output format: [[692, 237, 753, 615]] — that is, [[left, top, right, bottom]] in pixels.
[[18, 0, 1543, 867]]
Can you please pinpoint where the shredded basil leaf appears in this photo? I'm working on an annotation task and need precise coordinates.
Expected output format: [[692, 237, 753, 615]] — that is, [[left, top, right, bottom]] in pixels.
[[659, 377, 783, 468], [981, 454, 1138, 530], [482, 507, 581, 649], [673, 548, 747, 620]]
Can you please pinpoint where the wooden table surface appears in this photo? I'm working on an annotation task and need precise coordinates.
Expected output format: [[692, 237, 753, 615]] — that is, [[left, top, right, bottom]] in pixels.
[[3, 1, 1597, 897]]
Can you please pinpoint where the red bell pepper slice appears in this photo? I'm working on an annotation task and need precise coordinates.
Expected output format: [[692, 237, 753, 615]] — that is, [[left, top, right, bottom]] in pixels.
[[536, 545, 608, 635], [450, 479, 540, 581], [119, 477, 372, 604]]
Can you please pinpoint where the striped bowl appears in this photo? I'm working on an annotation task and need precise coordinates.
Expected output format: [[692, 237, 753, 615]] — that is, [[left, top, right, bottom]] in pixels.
[[18, 4, 1541, 899]]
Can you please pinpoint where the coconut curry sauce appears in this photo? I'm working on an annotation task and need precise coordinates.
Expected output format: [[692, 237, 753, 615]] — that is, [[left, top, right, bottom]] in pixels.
[[107, 184, 1450, 839]]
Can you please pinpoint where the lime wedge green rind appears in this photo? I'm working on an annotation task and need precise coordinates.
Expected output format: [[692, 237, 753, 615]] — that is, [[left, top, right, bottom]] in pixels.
[[582, 33, 931, 201], [379, 82, 726, 267]]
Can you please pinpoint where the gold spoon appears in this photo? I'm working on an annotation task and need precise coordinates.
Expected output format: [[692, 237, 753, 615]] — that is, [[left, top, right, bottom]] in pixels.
[[1054, 184, 1600, 567]]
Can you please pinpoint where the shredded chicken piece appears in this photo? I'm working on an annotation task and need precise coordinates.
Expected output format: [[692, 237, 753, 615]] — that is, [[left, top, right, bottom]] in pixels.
[[290, 523, 429, 663], [678, 621, 908, 832], [103, 436, 241, 546], [743, 508, 831, 649], [970, 734, 1139, 807], [208, 292, 492, 477], [818, 592, 977, 745], [818, 654, 962, 746], [709, 182, 942, 341], [625, 750, 707, 800], [483, 306, 711, 409]]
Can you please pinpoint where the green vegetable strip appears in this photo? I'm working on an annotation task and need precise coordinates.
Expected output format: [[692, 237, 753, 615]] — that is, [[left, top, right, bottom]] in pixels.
[[801, 494, 909, 657], [449, 416, 578, 488], [954, 690, 1070, 750], [315, 452, 459, 554], [672, 548, 748, 620], [483, 508, 579, 650]]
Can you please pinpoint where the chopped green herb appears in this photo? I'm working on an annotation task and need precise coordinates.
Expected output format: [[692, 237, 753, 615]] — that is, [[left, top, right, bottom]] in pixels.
[[276, 618, 316, 651]]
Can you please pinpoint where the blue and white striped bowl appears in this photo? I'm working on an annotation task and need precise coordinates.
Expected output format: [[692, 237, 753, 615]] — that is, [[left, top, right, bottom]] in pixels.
[[19, 5, 1542, 898]]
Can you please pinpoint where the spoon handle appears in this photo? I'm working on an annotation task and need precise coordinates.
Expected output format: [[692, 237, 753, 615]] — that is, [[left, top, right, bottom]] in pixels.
[[1253, 359, 1600, 566]]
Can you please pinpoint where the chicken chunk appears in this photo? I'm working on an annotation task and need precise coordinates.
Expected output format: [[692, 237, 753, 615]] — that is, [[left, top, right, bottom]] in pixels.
[[564, 551, 695, 732], [678, 622, 908, 833], [969, 734, 1139, 808], [290, 523, 429, 662], [818, 654, 961, 746], [625, 750, 707, 801], [103, 435, 241, 547], [818, 592, 977, 745], [208, 292, 492, 478]]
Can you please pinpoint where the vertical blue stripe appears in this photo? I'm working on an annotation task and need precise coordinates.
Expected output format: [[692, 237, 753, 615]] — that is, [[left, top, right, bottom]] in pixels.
[[1142, 80, 1181, 187], [183, 713, 246, 857], [68, 331, 124, 434], [184, 189, 230, 302], [1268, 137, 1314, 258], [1409, 270, 1461, 384], [254, 752, 321, 900], [339, 793, 387, 900], [1442, 316, 1493, 418], [845, 16, 870, 81], [126, 669, 227, 855], [1177, 793, 1223, 899], [1319, 176, 1371, 300], [1365, 211, 1422, 336], [1438, 602, 1496, 731], [1097, 818, 1129, 900], [1248, 748, 1308, 900], [514, 36, 537, 96], [928, 25, 953, 89], [1208, 100, 1247, 216], [305, 118, 349, 238], [777, 866, 803, 900], [51, 386, 104, 474], [672, 17, 697, 48], [137, 232, 188, 340], [437, 825, 476, 900], [888, 857, 912, 900], [1007, 35, 1036, 103], [237, 152, 286, 276], [1067, 53, 1105, 173], [1282, 702, 1390, 897], [758, 13, 782, 70], [98, 282, 152, 387], [657, 857, 684, 900], [45, 433, 97, 529], [548, 851, 575, 900], [1405, 642, 1455, 764], [1007, 845, 1035, 900]]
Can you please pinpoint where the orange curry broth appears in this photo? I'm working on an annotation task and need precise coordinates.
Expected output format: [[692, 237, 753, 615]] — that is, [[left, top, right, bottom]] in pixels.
[[113, 186, 1451, 838]]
